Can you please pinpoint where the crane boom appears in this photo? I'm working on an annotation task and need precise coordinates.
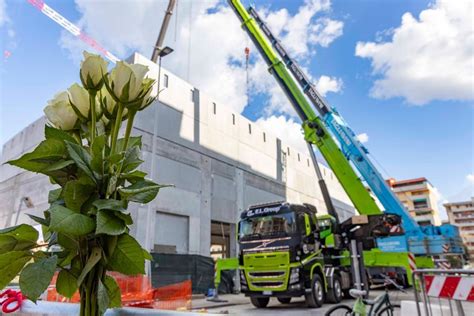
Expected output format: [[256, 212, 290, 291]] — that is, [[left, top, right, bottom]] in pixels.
[[151, 0, 177, 62], [228, 0, 381, 216], [246, 6, 420, 233]]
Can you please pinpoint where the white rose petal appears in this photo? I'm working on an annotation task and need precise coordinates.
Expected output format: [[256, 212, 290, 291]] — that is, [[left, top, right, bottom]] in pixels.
[[68, 83, 90, 118], [80, 51, 108, 90], [44, 91, 78, 130]]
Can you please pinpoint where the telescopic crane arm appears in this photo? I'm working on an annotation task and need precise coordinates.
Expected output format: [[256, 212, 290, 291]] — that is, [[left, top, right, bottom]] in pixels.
[[228, 0, 381, 219]]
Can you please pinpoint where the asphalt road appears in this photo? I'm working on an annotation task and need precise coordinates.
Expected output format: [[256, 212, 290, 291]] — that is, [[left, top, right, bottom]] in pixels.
[[198, 289, 411, 315]]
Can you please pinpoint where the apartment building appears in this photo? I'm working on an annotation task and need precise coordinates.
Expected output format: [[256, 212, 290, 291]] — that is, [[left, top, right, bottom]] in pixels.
[[387, 177, 442, 226], [444, 198, 474, 264]]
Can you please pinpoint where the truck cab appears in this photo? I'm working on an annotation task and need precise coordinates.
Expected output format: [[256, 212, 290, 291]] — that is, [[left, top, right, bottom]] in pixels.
[[237, 201, 346, 308]]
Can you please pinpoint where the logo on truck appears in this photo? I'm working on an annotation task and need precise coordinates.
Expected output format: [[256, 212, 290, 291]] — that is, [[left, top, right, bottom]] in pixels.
[[247, 206, 280, 217]]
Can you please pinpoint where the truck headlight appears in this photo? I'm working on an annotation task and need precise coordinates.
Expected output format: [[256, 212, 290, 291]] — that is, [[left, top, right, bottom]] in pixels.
[[289, 268, 300, 284]]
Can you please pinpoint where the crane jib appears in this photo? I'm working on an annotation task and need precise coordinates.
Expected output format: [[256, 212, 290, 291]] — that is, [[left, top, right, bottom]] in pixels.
[[248, 7, 330, 116]]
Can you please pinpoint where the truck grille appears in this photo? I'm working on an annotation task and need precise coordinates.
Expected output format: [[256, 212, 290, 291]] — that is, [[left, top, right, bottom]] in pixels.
[[251, 281, 284, 288], [249, 271, 285, 278]]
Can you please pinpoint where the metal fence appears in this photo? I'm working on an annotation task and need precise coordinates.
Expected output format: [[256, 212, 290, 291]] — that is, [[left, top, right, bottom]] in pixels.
[[412, 269, 474, 316]]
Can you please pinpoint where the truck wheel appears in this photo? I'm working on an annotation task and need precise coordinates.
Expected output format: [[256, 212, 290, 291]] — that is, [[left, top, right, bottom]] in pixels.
[[326, 274, 343, 304], [277, 297, 291, 304], [250, 297, 270, 308], [305, 274, 324, 308]]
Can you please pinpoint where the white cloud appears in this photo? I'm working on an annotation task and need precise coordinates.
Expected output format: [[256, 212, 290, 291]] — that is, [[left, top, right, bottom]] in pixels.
[[0, 0, 7, 27], [467, 174, 474, 183], [256, 115, 308, 153], [355, 0, 474, 105], [60, 0, 343, 117], [356, 133, 369, 143]]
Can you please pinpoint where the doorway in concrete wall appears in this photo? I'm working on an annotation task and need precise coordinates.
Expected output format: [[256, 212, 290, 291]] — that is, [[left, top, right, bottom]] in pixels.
[[210, 221, 231, 260]]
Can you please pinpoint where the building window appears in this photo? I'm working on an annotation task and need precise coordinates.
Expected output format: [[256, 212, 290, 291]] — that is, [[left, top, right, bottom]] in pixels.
[[232, 114, 235, 125], [263, 132, 266, 142], [190, 89, 194, 102], [414, 199, 428, 209], [163, 74, 169, 88], [307, 159, 310, 167], [287, 147, 290, 156], [297, 153, 300, 162], [248, 124, 252, 134], [213, 102, 216, 114]]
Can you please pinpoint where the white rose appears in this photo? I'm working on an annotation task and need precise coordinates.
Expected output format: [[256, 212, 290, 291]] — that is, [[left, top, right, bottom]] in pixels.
[[80, 51, 108, 90], [44, 91, 78, 130], [107, 61, 149, 103], [100, 86, 127, 119], [68, 83, 90, 119]]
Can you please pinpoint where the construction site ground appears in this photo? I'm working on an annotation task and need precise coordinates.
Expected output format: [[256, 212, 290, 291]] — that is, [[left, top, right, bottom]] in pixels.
[[191, 289, 474, 315]]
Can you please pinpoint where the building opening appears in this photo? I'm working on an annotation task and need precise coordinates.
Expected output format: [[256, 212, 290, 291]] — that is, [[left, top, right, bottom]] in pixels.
[[210, 221, 231, 260]]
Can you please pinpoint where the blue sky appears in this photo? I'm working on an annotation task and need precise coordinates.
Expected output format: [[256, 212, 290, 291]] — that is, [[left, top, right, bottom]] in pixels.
[[0, 0, 473, 210]]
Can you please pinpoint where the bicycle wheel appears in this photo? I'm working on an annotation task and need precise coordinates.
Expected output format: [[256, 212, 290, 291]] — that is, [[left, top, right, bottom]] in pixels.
[[324, 304, 353, 316], [377, 304, 400, 316]]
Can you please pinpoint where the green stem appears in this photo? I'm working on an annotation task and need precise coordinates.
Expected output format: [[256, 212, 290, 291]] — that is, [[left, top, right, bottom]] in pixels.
[[110, 102, 124, 154], [89, 91, 97, 143], [121, 110, 137, 151]]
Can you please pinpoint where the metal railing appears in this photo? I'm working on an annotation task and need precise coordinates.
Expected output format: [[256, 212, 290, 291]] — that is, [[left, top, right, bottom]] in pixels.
[[412, 269, 474, 316]]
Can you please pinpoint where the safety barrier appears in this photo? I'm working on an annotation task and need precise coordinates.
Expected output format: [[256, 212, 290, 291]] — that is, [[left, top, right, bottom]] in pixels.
[[46, 272, 192, 310], [412, 269, 474, 316]]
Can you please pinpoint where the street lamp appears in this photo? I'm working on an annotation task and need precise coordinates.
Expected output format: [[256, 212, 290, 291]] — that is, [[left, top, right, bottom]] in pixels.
[[144, 46, 174, 279]]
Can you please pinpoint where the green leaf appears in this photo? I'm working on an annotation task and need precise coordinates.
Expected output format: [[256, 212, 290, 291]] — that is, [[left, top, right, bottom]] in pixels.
[[49, 205, 95, 236], [122, 146, 143, 173], [57, 233, 78, 250], [0, 251, 32, 289], [117, 136, 142, 151], [104, 275, 121, 308], [114, 212, 133, 225], [42, 160, 75, 172], [7, 139, 66, 173], [63, 180, 95, 212], [45, 125, 77, 144], [65, 141, 97, 183], [56, 269, 78, 299], [98, 279, 110, 315], [19, 256, 57, 302], [91, 135, 106, 174], [120, 170, 147, 183], [77, 247, 101, 286], [0, 224, 38, 254], [48, 188, 62, 204], [96, 211, 126, 236], [142, 248, 153, 261], [107, 234, 145, 275], [93, 199, 125, 212], [119, 180, 171, 203], [27, 213, 49, 226]]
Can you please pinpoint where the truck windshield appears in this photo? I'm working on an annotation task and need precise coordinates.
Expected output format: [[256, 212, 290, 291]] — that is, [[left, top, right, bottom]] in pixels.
[[239, 212, 297, 240]]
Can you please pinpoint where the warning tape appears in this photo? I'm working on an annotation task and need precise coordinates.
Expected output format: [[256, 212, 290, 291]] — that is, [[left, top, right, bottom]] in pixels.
[[424, 275, 474, 301], [408, 252, 417, 271]]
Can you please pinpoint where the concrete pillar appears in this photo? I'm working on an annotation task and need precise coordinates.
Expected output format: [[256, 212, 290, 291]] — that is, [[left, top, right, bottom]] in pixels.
[[199, 156, 212, 256]]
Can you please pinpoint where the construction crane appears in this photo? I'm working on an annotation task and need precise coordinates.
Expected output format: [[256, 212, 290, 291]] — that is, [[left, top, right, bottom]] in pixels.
[[151, 0, 177, 62], [244, 5, 463, 258]]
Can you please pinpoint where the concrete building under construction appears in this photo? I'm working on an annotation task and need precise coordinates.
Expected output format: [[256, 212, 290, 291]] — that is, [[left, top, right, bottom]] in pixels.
[[0, 53, 355, 258]]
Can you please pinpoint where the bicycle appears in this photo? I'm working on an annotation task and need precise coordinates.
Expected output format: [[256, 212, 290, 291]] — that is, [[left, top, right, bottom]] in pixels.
[[325, 275, 404, 316]]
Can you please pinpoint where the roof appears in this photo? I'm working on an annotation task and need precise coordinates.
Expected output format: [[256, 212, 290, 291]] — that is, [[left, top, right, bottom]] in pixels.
[[386, 177, 429, 187]]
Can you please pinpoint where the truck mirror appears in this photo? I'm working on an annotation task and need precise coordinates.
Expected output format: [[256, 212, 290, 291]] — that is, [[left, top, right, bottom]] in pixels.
[[304, 214, 311, 236]]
